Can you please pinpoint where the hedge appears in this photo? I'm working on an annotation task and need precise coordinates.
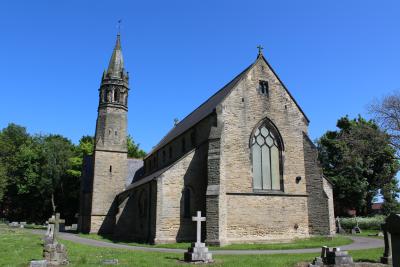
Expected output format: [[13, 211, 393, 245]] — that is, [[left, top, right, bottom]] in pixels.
[[339, 215, 385, 230]]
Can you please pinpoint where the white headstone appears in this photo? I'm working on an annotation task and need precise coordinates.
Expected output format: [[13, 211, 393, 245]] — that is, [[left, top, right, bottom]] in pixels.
[[192, 211, 206, 244]]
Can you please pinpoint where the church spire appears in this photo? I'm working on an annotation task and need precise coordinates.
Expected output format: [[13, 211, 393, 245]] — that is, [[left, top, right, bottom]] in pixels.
[[106, 34, 125, 78]]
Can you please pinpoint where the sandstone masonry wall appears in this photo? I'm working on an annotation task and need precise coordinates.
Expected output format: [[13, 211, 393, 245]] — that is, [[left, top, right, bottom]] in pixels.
[[219, 56, 311, 243], [90, 150, 128, 233], [154, 143, 208, 243], [303, 134, 334, 235]]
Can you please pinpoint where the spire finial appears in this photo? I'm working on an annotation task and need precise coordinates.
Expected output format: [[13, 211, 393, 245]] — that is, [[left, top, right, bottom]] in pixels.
[[257, 45, 264, 56]]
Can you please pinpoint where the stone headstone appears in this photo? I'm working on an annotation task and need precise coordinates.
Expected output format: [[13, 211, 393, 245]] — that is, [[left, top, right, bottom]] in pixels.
[[29, 260, 47, 267], [48, 213, 65, 242], [9, 221, 19, 227], [310, 247, 354, 267], [20, 222, 27, 228], [42, 213, 68, 265], [102, 259, 119, 265], [184, 211, 213, 263], [381, 213, 400, 267], [71, 224, 78, 231], [43, 242, 68, 266], [335, 217, 346, 234]]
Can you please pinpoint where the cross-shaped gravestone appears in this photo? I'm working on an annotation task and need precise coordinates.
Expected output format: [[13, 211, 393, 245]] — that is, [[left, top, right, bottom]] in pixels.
[[46, 216, 55, 237], [193, 211, 206, 244], [184, 211, 213, 263], [48, 213, 65, 241]]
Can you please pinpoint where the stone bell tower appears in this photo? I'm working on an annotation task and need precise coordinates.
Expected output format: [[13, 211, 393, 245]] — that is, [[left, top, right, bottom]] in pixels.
[[90, 34, 129, 233]]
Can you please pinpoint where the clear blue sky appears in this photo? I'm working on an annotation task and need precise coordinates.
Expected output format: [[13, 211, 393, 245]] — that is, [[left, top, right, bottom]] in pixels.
[[1, 0, 399, 154]]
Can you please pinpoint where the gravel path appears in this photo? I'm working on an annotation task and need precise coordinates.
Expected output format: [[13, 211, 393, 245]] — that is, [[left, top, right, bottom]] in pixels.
[[31, 230, 383, 255]]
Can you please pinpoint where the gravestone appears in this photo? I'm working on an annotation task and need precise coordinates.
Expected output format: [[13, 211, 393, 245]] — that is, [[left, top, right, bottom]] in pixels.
[[335, 217, 346, 234], [43, 213, 68, 266], [102, 259, 119, 265], [9, 221, 19, 227], [44, 216, 55, 245], [29, 260, 47, 267], [20, 221, 27, 228], [381, 213, 400, 267], [184, 211, 213, 263], [71, 224, 77, 231], [309, 247, 354, 267], [352, 217, 361, 234]]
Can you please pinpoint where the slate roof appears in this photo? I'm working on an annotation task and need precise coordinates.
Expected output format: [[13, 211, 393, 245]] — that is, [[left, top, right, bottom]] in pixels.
[[145, 53, 310, 158], [144, 63, 254, 158], [126, 158, 144, 187]]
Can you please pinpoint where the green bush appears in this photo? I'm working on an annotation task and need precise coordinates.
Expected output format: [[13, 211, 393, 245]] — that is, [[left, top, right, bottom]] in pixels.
[[339, 216, 386, 230]]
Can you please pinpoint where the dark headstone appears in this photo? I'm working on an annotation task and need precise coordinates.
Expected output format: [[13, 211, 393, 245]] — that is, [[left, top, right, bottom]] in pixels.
[[381, 214, 400, 267], [310, 247, 354, 267]]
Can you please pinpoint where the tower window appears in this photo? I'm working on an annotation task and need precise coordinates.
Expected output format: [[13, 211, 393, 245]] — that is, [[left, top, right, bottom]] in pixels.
[[109, 165, 112, 173], [259, 80, 269, 96], [114, 90, 119, 102]]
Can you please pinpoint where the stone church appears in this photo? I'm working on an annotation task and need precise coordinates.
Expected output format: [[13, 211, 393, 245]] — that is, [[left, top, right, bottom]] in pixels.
[[79, 35, 335, 245]]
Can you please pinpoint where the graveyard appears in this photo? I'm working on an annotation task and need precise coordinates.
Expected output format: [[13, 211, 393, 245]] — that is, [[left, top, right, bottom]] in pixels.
[[0, 222, 386, 266], [1, 212, 397, 267], [1, 2, 400, 267]]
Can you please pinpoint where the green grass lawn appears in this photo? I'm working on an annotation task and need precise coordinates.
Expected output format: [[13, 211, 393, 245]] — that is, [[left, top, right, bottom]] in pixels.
[[0, 225, 384, 267], [346, 229, 384, 239], [78, 233, 353, 250]]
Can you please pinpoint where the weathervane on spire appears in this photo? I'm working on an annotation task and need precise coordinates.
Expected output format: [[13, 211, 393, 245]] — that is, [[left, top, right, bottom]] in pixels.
[[117, 19, 122, 35], [257, 45, 264, 56]]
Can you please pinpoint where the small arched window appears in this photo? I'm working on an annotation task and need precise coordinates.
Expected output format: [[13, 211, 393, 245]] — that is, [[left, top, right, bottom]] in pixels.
[[251, 120, 283, 191], [183, 187, 191, 218], [114, 90, 119, 103]]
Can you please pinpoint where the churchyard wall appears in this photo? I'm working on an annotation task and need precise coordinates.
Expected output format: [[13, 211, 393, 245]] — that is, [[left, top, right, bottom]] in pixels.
[[218, 57, 312, 242]]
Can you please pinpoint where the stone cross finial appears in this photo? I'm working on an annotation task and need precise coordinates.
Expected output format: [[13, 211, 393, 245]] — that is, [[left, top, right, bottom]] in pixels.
[[192, 211, 206, 244], [257, 45, 264, 55], [48, 213, 65, 241]]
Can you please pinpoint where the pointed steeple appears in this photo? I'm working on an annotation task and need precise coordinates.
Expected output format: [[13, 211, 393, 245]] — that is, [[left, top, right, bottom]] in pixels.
[[106, 34, 125, 78]]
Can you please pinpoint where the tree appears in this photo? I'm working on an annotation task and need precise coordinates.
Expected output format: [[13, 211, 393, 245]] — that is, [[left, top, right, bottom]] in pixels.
[[127, 135, 146, 158], [369, 91, 400, 155], [39, 135, 74, 214], [317, 116, 399, 216]]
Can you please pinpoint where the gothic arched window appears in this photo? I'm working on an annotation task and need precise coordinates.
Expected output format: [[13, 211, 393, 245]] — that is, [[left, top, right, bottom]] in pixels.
[[251, 120, 283, 191]]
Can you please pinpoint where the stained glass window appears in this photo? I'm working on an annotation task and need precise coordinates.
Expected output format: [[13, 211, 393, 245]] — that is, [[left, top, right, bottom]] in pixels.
[[251, 123, 282, 191]]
